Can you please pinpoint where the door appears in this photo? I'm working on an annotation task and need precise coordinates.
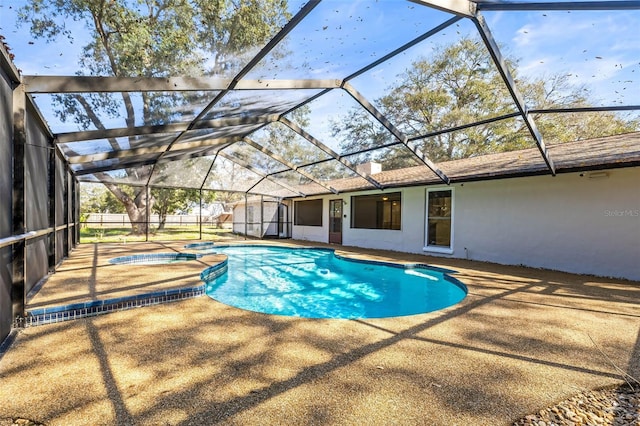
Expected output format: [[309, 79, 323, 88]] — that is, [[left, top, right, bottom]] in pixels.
[[329, 199, 343, 244], [278, 203, 288, 238]]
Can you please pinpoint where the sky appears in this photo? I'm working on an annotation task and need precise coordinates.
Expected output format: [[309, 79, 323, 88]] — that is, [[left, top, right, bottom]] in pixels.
[[485, 8, 640, 106], [1, 0, 638, 140], [0, 0, 87, 75]]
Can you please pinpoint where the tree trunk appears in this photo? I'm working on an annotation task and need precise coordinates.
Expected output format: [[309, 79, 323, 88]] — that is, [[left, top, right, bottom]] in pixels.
[[158, 211, 167, 230], [127, 205, 147, 235], [102, 182, 153, 235]]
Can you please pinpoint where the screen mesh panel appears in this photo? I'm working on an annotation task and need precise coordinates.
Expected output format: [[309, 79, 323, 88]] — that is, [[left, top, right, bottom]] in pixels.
[[6, 0, 639, 197]]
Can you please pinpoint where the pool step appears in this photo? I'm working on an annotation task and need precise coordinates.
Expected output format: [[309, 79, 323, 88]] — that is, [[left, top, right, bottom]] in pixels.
[[17, 285, 206, 328]]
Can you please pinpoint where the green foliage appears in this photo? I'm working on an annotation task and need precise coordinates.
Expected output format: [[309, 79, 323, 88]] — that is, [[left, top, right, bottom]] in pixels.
[[247, 106, 343, 186], [18, 0, 291, 231], [19, 0, 290, 77], [254, 107, 314, 162], [80, 182, 128, 213], [151, 187, 195, 228], [19, 0, 291, 130], [334, 36, 639, 167], [80, 225, 233, 243], [152, 188, 198, 213]]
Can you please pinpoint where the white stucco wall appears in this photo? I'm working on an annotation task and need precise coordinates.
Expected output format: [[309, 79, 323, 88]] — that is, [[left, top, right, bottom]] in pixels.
[[291, 198, 329, 242], [453, 168, 640, 280], [341, 187, 426, 253], [232, 200, 264, 237], [290, 167, 640, 281], [291, 189, 428, 251], [232, 200, 287, 237]]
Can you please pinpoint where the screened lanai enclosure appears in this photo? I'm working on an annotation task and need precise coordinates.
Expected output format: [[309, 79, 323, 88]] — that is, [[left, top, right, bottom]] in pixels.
[[1, 0, 639, 342]]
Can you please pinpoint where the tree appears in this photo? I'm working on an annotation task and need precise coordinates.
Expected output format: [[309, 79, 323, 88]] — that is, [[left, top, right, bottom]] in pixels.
[[151, 187, 216, 230], [235, 105, 353, 197], [250, 106, 342, 185], [80, 182, 127, 214], [18, 0, 291, 234], [333, 37, 639, 167]]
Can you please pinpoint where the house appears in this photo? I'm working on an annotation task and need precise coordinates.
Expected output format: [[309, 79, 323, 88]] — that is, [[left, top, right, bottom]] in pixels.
[[232, 196, 290, 239], [235, 132, 640, 281], [214, 212, 233, 229]]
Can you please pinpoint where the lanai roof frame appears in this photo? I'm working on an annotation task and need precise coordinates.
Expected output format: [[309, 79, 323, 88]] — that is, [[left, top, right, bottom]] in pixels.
[[8, 0, 640, 197]]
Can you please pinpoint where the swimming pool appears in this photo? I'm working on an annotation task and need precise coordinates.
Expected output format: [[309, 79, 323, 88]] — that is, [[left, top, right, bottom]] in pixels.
[[201, 245, 467, 319], [109, 252, 200, 265], [184, 242, 216, 250]]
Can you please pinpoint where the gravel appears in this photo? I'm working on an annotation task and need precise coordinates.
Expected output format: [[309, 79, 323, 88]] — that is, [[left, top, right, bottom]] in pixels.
[[514, 384, 639, 425], [0, 419, 45, 426], [3, 385, 638, 426], [1, 241, 638, 425]]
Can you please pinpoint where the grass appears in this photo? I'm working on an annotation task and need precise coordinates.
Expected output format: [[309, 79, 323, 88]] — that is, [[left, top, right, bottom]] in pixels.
[[79, 225, 234, 243]]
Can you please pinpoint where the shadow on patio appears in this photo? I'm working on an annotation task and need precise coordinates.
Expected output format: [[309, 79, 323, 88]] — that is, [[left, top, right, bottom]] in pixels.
[[1, 240, 639, 425]]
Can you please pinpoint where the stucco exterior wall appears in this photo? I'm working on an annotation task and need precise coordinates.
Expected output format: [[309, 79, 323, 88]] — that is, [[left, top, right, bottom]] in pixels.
[[453, 168, 639, 280], [341, 188, 426, 253], [292, 190, 427, 250], [232, 200, 286, 238], [290, 168, 640, 281], [291, 198, 329, 243]]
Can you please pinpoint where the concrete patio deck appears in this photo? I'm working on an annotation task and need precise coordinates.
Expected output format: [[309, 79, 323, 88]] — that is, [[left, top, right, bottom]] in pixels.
[[1, 239, 639, 425]]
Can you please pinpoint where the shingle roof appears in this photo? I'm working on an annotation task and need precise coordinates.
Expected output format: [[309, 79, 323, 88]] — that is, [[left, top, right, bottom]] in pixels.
[[285, 132, 640, 197]]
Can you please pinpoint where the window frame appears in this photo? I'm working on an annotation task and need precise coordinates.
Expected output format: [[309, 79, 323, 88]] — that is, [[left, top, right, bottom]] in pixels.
[[294, 198, 323, 227], [424, 188, 454, 254], [350, 192, 402, 230]]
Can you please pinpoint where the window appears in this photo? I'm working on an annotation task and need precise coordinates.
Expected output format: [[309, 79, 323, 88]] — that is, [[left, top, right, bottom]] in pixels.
[[425, 189, 453, 253], [294, 199, 323, 226], [351, 192, 401, 230]]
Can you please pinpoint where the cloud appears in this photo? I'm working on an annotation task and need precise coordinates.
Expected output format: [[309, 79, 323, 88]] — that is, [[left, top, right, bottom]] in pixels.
[[499, 10, 640, 105], [513, 24, 536, 47]]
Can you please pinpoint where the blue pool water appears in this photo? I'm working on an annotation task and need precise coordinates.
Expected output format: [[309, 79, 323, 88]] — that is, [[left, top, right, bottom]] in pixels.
[[184, 242, 216, 250], [109, 252, 200, 265], [202, 246, 467, 319]]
